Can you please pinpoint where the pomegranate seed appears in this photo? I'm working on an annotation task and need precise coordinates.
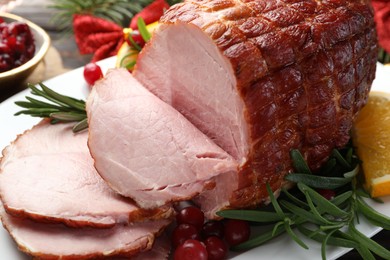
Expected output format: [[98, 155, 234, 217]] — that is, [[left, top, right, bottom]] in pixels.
[[83, 63, 103, 85], [6, 36, 17, 50], [174, 239, 208, 260]]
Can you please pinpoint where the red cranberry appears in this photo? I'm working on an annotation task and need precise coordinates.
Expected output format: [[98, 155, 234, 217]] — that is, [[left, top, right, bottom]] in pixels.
[[172, 223, 200, 248], [224, 219, 251, 247], [0, 20, 35, 72], [205, 236, 228, 260], [176, 206, 205, 231], [126, 30, 145, 48], [174, 239, 208, 260], [317, 189, 336, 200], [202, 220, 224, 239], [83, 63, 103, 85]]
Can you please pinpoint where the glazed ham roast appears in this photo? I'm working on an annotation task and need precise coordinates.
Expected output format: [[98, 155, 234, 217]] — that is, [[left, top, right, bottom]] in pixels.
[[87, 0, 377, 217], [132, 0, 377, 215], [0, 120, 172, 228], [87, 69, 237, 209]]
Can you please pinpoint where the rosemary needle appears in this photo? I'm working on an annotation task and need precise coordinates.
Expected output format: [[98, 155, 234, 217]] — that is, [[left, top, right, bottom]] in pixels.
[[15, 83, 88, 133]]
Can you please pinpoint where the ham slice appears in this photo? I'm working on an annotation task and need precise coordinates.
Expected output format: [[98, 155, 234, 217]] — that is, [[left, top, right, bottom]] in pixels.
[[86, 68, 238, 209], [0, 203, 171, 259], [0, 120, 172, 228], [133, 0, 378, 216], [131, 233, 171, 260]]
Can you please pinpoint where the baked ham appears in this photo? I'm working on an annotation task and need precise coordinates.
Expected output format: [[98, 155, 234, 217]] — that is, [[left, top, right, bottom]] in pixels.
[[131, 234, 171, 260], [0, 203, 171, 259], [0, 120, 172, 228], [87, 69, 237, 209], [132, 0, 377, 215]]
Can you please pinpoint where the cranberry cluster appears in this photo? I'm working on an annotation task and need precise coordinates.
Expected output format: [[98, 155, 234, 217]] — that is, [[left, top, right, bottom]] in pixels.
[[0, 18, 35, 73], [172, 205, 251, 260]]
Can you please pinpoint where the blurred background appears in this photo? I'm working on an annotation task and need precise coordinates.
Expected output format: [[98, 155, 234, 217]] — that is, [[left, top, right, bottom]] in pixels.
[[4, 0, 117, 70], [3, 0, 182, 69]]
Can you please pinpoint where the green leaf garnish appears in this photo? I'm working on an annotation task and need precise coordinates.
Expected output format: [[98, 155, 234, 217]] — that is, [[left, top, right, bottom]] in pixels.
[[218, 148, 390, 259], [15, 83, 87, 133], [290, 149, 312, 174], [137, 17, 151, 42]]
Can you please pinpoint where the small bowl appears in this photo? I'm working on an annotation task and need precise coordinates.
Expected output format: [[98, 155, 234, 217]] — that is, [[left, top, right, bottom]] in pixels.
[[0, 12, 50, 88]]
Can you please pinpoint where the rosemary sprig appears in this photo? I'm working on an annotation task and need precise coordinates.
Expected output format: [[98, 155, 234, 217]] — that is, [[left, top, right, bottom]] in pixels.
[[15, 83, 87, 133], [217, 148, 390, 260]]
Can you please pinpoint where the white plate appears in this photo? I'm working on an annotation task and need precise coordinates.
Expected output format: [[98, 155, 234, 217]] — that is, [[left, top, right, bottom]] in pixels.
[[0, 57, 389, 259]]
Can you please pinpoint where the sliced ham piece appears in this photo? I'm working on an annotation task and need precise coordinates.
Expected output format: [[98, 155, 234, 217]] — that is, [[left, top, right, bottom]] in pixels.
[[0, 120, 172, 228], [131, 233, 171, 260], [0, 203, 171, 259], [86, 68, 238, 209], [133, 0, 378, 215]]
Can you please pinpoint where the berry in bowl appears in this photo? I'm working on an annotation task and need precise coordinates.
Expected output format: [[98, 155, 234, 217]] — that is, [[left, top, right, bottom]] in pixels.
[[0, 12, 50, 88]]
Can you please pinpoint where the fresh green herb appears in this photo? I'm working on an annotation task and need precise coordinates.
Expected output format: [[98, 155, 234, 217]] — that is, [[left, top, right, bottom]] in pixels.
[[290, 149, 312, 174], [217, 148, 390, 260], [49, 0, 183, 33], [120, 52, 138, 70], [137, 17, 151, 42], [126, 35, 143, 52], [121, 17, 152, 70], [378, 47, 390, 64], [15, 83, 87, 133]]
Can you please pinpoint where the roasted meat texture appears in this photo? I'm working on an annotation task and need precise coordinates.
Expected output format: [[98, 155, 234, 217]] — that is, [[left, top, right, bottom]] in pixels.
[[0, 203, 171, 259], [0, 120, 172, 228], [131, 233, 171, 260], [86, 69, 238, 209], [134, 0, 377, 215]]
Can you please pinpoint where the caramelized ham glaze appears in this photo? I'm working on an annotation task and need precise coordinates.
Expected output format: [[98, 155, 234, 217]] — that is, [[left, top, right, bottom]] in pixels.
[[134, 0, 378, 216]]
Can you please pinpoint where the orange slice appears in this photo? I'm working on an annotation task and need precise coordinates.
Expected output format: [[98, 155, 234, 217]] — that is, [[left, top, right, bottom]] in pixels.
[[352, 91, 390, 197]]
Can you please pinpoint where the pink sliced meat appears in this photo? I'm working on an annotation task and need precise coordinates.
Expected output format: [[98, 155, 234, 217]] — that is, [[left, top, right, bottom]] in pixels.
[[0, 120, 172, 228], [131, 233, 171, 260], [0, 203, 171, 259], [86, 68, 238, 209], [133, 0, 378, 216]]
